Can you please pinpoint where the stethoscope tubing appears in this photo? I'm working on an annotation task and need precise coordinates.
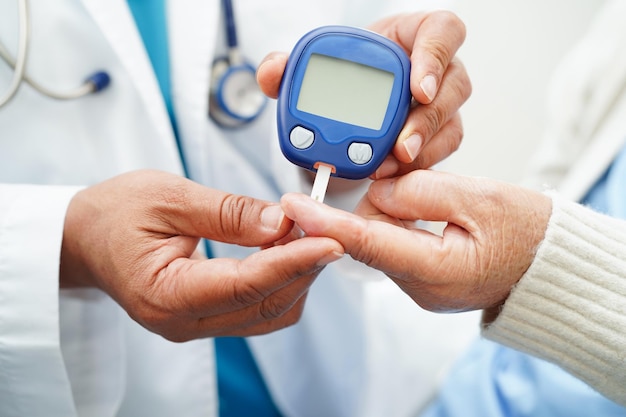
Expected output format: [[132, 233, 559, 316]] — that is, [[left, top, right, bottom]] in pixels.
[[222, 0, 238, 49], [0, 0, 29, 108], [0, 0, 110, 107], [1, 0, 260, 129]]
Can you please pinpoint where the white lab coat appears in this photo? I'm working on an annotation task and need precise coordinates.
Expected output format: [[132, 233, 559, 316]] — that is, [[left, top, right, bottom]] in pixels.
[[0, 1, 479, 416]]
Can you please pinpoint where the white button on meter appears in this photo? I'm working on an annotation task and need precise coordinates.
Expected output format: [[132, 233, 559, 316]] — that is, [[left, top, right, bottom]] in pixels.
[[348, 142, 373, 165], [289, 126, 315, 149]]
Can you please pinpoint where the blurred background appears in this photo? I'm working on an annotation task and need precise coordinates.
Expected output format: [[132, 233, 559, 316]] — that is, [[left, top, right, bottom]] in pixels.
[[444, 0, 607, 183]]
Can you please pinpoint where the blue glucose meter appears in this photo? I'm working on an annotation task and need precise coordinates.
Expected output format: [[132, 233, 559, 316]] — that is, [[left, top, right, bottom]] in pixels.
[[277, 26, 412, 179]]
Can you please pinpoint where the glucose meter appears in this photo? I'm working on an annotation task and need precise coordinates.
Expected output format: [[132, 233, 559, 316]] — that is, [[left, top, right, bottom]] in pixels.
[[277, 25, 412, 180]]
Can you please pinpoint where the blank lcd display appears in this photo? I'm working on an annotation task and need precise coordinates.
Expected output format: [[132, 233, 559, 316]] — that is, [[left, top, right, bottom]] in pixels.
[[296, 53, 395, 130]]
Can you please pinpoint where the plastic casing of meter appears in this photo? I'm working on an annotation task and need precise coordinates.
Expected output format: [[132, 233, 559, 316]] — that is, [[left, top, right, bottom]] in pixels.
[[277, 25, 411, 179]]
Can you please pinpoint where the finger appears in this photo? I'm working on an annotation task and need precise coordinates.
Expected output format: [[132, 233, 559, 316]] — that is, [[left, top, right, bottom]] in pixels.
[[397, 113, 464, 175], [402, 112, 463, 171], [197, 284, 313, 338], [393, 59, 470, 164], [353, 193, 406, 228], [408, 11, 467, 103], [133, 171, 295, 247], [164, 279, 315, 341], [163, 236, 343, 318], [280, 193, 455, 277], [367, 170, 477, 225], [368, 170, 550, 239], [369, 11, 466, 103], [260, 223, 304, 249], [372, 113, 463, 179], [256, 52, 289, 99]]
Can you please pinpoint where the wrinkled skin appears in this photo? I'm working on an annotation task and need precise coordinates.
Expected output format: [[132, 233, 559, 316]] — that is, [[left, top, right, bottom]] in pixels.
[[60, 170, 343, 341], [280, 170, 552, 313]]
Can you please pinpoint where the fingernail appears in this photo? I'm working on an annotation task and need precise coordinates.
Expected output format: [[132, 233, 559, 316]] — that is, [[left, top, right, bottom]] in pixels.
[[374, 159, 399, 179], [420, 74, 437, 102], [370, 179, 395, 202], [261, 205, 285, 231], [316, 250, 344, 267], [403, 134, 423, 161]]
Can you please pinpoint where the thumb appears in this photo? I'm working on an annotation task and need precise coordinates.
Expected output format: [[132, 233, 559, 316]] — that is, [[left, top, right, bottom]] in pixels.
[[256, 52, 289, 99], [127, 170, 294, 247]]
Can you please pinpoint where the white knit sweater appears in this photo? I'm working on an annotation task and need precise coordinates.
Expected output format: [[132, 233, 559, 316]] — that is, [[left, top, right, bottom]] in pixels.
[[483, 194, 626, 406]]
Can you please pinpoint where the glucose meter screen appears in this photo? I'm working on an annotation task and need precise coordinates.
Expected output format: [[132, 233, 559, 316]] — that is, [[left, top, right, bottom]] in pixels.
[[296, 53, 395, 130]]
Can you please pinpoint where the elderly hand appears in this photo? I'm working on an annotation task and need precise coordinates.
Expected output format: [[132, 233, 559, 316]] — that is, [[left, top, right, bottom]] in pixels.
[[280, 170, 552, 313], [59, 170, 343, 342], [256, 11, 471, 177]]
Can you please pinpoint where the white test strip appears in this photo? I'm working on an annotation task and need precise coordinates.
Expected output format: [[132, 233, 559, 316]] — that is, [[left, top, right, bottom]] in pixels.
[[310, 163, 333, 203]]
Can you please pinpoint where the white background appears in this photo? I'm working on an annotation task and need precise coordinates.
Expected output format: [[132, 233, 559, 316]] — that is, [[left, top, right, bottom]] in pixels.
[[444, 0, 607, 183]]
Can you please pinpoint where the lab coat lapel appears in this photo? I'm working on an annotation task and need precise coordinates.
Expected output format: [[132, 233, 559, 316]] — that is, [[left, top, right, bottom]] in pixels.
[[78, 0, 178, 160]]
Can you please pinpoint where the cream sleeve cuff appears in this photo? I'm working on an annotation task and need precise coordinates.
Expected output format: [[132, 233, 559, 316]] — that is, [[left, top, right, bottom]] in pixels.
[[482, 193, 626, 406]]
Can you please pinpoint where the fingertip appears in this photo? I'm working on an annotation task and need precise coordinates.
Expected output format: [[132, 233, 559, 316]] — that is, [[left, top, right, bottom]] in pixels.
[[256, 52, 289, 99], [280, 194, 358, 239], [260, 204, 291, 232], [393, 133, 423, 164], [410, 69, 438, 105], [279, 192, 302, 220], [280, 193, 317, 225], [279, 192, 301, 204], [419, 74, 438, 103]]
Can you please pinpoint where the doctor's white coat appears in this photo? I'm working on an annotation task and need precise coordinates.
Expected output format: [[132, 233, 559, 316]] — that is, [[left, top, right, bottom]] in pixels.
[[0, 1, 478, 416]]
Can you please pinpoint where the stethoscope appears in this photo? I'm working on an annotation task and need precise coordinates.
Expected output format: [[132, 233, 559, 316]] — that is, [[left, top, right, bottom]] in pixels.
[[0, 0, 110, 108], [208, 0, 267, 127], [0, 0, 267, 128]]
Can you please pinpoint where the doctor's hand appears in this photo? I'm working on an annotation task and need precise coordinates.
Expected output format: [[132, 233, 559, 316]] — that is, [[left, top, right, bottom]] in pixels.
[[59, 170, 343, 342], [280, 170, 552, 313], [257, 11, 470, 177]]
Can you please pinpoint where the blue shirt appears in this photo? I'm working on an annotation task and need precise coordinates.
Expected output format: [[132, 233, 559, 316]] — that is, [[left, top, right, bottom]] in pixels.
[[420, 145, 626, 417], [126, 2, 281, 416]]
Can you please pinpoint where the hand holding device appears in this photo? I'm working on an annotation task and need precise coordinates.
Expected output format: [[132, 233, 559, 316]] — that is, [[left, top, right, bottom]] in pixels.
[[277, 26, 412, 201], [258, 12, 471, 184]]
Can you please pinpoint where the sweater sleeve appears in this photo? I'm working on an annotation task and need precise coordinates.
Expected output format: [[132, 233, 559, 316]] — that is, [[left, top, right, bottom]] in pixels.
[[482, 193, 626, 406], [0, 184, 82, 416]]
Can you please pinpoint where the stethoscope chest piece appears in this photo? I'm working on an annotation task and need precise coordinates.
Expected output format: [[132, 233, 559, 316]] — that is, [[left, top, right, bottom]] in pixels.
[[209, 56, 267, 128], [208, 0, 267, 128]]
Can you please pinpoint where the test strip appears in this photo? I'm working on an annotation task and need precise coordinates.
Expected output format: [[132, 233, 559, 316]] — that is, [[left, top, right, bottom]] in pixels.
[[310, 163, 333, 203]]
